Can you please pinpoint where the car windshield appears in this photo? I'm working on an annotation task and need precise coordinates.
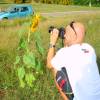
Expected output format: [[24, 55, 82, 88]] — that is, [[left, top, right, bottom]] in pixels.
[[6, 6, 18, 12], [6, 7, 12, 12]]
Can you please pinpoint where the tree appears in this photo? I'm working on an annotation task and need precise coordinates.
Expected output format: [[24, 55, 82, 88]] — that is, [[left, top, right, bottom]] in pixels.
[[14, 0, 32, 3], [40, 0, 72, 5], [74, 0, 100, 6]]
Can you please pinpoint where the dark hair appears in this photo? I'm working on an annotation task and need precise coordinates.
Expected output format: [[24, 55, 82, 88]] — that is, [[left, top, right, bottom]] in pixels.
[[69, 21, 77, 35]]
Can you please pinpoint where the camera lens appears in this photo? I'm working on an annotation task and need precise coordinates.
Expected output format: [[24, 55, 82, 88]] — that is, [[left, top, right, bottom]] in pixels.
[[48, 26, 65, 39], [59, 27, 65, 39]]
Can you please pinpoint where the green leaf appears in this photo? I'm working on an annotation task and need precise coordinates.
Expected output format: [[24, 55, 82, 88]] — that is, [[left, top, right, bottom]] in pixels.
[[14, 56, 20, 65], [20, 79, 25, 88], [36, 60, 42, 71], [23, 52, 36, 68], [34, 32, 41, 42], [25, 73, 35, 87], [17, 67, 25, 80], [34, 32, 44, 55], [36, 60, 44, 74], [35, 41, 44, 55], [19, 38, 27, 50]]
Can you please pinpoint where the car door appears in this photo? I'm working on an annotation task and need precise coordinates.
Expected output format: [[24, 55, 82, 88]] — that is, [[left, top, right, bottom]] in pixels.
[[9, 7, 19, 19], [19, 7, 29, 17]]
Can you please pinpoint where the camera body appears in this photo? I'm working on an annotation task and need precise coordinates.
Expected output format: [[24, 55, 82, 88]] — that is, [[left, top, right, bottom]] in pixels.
[[48, 26, 65, 39]]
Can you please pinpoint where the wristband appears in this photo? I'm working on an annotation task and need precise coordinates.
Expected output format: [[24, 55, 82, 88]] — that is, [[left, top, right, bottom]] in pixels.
[[49, 44, 56, 48]]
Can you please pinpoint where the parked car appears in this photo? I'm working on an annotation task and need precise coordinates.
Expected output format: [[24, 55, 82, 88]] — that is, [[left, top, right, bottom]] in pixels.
[[0, 5, 34, 20]]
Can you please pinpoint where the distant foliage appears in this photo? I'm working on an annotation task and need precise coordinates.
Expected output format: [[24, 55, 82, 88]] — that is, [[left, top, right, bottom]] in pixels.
[[40, 0, 73, 5], [2, 0, 72, 5], [74, 0, 100, 6], [14, 0, 32, 3], [2, 0, 100, 6], [1, 0, 32, 3]]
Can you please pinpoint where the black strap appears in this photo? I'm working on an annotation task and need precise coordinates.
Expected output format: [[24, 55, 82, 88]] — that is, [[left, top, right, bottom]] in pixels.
[[56, 67, 74, 100]]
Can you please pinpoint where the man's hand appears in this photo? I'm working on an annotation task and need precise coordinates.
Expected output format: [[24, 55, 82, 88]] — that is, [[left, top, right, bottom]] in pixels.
[[50, 28, 59, 45]]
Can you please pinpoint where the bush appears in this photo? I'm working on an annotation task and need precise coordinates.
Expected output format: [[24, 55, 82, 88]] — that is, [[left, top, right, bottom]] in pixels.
[[40, 0, 73, 5], [74, 0, 100, 6]]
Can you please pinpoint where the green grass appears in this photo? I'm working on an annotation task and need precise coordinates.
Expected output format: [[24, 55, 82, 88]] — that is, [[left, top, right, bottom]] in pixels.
[[32, 3, 100, 13], [0, 3, 100, 13], [0, 3, 100, 100]]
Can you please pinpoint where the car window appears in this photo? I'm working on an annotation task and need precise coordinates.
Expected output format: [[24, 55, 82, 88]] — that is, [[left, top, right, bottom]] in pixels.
[[10, 8, 19, 13], [20, 7, 28, 12]]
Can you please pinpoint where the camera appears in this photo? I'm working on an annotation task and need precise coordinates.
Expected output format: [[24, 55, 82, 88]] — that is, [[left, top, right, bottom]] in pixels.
[[48, 26, 65, 39]]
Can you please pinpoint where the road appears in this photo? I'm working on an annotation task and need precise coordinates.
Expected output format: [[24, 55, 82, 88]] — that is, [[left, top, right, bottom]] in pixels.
[[41, 10, 100, 17]]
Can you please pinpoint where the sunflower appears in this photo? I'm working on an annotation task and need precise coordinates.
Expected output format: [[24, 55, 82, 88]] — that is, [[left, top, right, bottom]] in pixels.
[[30, 14, 40, 32], [28, 14, 40, 42]]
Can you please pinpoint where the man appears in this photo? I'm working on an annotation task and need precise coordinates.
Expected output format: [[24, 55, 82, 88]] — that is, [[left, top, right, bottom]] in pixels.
[[47, 21, 100, 100]]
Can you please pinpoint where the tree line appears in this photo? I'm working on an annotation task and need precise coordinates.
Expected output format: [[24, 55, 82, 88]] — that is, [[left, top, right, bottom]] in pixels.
[[3, 0, 100, 6], [74, 0, 100, 6], [12, 0, 73, 5]]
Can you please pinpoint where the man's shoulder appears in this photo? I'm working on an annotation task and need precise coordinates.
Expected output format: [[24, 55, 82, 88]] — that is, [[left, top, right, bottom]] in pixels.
[[82, 43, 95, 52], [56, 47, 69, 54], [82, 43, 93, 47]]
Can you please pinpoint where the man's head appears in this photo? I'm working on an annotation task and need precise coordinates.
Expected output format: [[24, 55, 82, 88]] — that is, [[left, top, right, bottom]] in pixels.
[[64, 21, 85, 46]]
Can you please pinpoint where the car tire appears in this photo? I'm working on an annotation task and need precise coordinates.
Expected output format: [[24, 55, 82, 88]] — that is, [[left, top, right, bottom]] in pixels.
[[33, 11, 34, 15], [3, 17, 8, 20]]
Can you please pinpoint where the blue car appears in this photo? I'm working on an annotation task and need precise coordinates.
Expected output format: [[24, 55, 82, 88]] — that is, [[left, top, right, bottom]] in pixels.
[[0, 5, 34, 20]]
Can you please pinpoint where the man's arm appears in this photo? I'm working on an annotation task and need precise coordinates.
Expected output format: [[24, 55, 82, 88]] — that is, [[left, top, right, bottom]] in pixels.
[[47, 46, 55, 69], [47, 46, 69, 100], [47, 29, 69, 100], [47, 28, 59, 70]]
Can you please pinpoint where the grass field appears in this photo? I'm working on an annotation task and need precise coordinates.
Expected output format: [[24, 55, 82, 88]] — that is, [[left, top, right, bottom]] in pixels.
[[0, 3, 100, 100], [0, 3, 100, 13]]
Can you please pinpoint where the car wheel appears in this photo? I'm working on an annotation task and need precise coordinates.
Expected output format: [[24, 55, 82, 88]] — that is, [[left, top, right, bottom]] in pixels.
[[3, 17, 8, 20]]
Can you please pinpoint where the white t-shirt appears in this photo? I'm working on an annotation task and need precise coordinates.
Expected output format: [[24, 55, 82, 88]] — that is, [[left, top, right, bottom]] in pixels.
[[51, 43, 100, 100]]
